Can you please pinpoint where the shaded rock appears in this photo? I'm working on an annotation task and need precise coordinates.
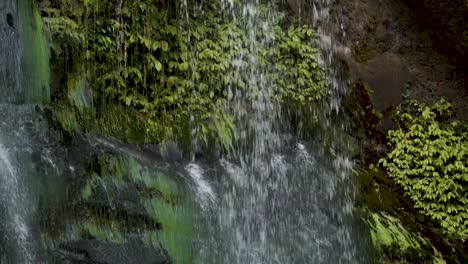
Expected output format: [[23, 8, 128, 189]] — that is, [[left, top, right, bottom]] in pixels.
[[6, 13, 13, 27], [347, 53, 410, 132], [400, 0, 468, 74], [335, 0, 467, 121], [58, 239, 171, 264], [286, 0, 313, 22]]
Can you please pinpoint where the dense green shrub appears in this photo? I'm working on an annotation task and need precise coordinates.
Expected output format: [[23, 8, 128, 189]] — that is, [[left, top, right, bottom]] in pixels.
[[379, 99, 468, 238], [43, 0, 326, 146]]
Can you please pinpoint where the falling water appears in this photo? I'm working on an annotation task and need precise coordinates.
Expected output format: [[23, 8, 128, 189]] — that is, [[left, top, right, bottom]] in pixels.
[[0, 0, 51, 261], [185, 163, 216, 211], [191, 1, 368, 263], [0, 141, 34, 263], [311, 0, 351, 113], [0, 0, 33, 262], [0, 0, 371, 262]]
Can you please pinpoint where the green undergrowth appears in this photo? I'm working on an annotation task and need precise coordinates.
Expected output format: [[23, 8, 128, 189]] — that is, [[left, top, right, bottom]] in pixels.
[[44, 0, 327, 149], [379, 99, 468, 238], [347, 81, 467, 262]]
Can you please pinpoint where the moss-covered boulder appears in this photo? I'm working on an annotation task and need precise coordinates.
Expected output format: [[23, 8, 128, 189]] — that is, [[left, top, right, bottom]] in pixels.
[[39, 151, 200, 264], [368, 212, 445, 263]]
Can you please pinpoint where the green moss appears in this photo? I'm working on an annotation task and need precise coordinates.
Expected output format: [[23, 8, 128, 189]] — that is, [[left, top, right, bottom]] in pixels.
[[344, 81, 382, 139], [82, 182, 93, 199], [370, 213, 420, 250], [19, 0, 50, 103], [55, 106, 79, 133], [67, 76, 89, 111], [81, 222, 127, 244], [76, 155, 199, 263], [368, 212, 444, 263], [144, 199, 198, 263], [91, 105, 160, 144]]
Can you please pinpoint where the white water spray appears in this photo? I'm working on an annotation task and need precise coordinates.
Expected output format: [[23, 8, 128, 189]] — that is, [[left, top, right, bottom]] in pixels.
[[0, 142, 34, 263], [185, 163, 216, 210]]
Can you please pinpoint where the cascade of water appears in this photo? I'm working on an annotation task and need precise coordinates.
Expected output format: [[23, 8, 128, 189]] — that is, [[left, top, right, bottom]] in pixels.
[[185, 163, 216, 210], [191, 1, 367, 263], [0, 0, 36, 262], [0, 141, 34, 263], [311, 0, 351, 113]]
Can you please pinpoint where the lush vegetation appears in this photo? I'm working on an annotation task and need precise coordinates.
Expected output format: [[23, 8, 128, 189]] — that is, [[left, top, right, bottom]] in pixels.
[[43, 0, 326, 148], [379, 99, 468, 238]]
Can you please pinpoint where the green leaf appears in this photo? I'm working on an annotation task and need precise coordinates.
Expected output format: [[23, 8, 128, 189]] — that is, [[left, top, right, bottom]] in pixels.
[[154, 60, 162, 72]]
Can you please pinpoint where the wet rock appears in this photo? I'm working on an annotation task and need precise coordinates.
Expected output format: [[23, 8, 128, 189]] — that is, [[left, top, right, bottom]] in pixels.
[[58, 239, 171, 264], [82, 179, 162, 230], [6, 13, 13, 27], [286, 0, 312, 21], [0, 0, 23, 103]]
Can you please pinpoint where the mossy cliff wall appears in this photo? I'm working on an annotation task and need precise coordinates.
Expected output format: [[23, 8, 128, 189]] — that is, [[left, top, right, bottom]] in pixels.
[[19, 0, 50, 103]]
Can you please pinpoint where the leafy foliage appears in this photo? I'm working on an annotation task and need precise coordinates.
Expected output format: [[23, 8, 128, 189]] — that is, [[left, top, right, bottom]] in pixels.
[[43, 0, 326, 147], [379, 99, 468, 238]]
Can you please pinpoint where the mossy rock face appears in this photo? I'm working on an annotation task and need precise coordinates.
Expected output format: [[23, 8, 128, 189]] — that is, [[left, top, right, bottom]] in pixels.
[[368, 212, 445, 263], [0, 0, 50, 103], [39, 153, 200, 264], [19, 0, 50, 103]]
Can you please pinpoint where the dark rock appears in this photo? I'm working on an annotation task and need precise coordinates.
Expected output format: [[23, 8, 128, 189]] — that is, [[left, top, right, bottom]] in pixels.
[[347, 53, 410, 133], [58, 239, 171, 264], [335, 0, 467, 121], [400, 0, 468, 71], [6, 13, 13, 27]]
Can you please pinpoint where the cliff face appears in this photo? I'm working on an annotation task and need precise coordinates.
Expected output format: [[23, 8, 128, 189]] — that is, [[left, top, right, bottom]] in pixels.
[[290, 0, 467, 126], [343, 0, 466, 126], [401, 0, 468, 71]]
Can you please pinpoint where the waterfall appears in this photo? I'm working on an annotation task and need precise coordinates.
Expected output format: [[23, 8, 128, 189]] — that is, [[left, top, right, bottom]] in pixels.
[[0, 0, 50, 261], [0, 0, 32, 261], [0, 138, 35, 263], [0, 0, 372, 262], [191, 1, 368, 263]]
